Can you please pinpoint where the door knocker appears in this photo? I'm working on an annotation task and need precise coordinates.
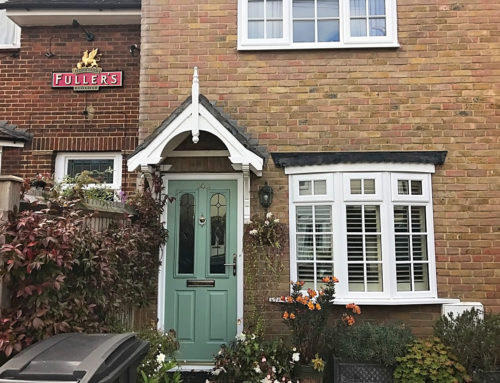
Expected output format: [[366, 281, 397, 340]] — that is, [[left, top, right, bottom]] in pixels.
[[199, 214, 206, 226]]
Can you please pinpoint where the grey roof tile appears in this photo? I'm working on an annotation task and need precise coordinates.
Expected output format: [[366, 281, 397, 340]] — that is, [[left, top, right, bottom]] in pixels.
[[0, 121, 32, 142], [129, 94, 266, 161], [271, 151, 448, 168]]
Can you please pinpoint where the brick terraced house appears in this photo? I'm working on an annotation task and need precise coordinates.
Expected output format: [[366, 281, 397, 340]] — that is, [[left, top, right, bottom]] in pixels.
[[0, 0, 141, 193], [2, 0, 499, 365]]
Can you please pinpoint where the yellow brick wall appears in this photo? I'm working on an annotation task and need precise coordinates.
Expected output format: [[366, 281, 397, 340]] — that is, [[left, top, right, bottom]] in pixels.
[[139, 0, 500, 323]]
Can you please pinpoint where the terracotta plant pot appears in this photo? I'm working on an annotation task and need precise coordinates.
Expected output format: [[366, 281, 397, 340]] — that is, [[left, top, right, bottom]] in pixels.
[[294, 364, 323, 383]]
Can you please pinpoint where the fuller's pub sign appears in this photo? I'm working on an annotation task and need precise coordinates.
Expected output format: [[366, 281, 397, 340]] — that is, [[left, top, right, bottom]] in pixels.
[[52, 49, 123, 91]]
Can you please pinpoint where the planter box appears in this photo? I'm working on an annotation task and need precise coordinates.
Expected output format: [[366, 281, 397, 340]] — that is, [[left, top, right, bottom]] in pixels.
[[333, 358, 393, 383]]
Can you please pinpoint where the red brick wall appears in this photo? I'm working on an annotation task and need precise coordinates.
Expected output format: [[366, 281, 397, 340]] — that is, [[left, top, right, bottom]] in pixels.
[[0, 25, 140, 193], [139, 0, 500, 317]]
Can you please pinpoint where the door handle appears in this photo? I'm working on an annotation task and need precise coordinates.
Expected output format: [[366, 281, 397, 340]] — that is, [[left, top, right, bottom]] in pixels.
[[224, 254, 237, 276]]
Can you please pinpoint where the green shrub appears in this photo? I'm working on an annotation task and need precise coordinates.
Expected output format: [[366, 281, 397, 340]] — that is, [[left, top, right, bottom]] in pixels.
[[393, 337, 471, 383], [326, 321, 414, 367], [434, 308, 500, 376], [136, 327, 180, 381]]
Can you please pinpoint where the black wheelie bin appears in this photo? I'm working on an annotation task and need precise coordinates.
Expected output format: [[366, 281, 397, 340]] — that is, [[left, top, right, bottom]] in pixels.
[[0, 333, 148, 383]]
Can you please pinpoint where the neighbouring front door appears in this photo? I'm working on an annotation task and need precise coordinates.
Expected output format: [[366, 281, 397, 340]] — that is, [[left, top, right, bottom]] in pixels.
[[165, 180, 238, 362]]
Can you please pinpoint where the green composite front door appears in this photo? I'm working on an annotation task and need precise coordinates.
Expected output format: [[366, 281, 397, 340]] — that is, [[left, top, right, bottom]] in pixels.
[[165, 180, 237, 362]]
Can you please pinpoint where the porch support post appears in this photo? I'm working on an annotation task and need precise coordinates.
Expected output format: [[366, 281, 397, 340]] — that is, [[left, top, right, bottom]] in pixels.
[[242, 164, 251, 223]]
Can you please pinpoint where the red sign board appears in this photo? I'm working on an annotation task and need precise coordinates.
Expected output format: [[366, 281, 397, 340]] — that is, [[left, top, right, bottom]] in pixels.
[[52, 71, 123, 91]]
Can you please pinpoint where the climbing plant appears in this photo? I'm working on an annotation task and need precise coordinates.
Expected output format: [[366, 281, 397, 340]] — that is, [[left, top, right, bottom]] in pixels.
[[243, 211, 287, 332]]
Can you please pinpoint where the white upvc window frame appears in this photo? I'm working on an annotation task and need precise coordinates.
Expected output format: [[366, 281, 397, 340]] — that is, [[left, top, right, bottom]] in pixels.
[[288, 164, 438, 304], [0, 10, 21, 49], [54, 152, 123, 190], [238, 0, 399, 50]]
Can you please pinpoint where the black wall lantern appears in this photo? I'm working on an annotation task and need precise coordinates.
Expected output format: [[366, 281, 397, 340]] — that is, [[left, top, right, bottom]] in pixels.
[[258, 182, 273, 209]]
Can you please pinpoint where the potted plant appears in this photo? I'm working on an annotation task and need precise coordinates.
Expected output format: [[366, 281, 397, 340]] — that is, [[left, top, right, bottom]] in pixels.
[[434, 308, 500, 382], [325, 322, 414, 383], [280, 277, 361, 383]]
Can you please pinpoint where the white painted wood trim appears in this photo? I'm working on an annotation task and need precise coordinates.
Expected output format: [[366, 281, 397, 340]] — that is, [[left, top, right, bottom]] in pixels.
[[0, 140, 25, 148], [158, 173, 245, 335], [127, 103, 263, 175], [237, 0, 399, 50], [270, 296, 460, 305], [6, 9, 141, 26], [0, 10, 20, 49], [285, 163, 436, 175], [166, 150, 230, 158], [191, 67, 200, 144]]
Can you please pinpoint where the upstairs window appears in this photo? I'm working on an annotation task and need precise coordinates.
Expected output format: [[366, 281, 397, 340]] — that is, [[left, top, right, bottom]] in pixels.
[[0, 10, 20, 49], [238, 0, 398, 50]]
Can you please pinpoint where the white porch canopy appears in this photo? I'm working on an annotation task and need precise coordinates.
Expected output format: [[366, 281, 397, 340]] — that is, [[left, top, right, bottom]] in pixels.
[[127, 68, 264, 222], [127, 68, 263, 176]]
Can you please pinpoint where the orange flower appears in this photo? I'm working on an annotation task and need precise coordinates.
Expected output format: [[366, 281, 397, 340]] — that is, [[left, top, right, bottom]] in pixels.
[[322, 276, 331, 283], [299, 281, 305, 286], [286, 296, 293, 303], [296, 296, 303, 304], [307, 288, 317, 298], [315, 303, 321, 310], [342, 314, 355, 326], [307, 301, 315, 310], [332, 276, 339, 283], [290, 313, 296, 319], [283, 311, 289, 320], [346, 303, 361, 314]]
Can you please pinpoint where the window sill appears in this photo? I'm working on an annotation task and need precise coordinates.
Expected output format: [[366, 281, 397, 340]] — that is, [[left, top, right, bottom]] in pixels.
[[237, 41, 400, 51], [269, 297, 460, 306]]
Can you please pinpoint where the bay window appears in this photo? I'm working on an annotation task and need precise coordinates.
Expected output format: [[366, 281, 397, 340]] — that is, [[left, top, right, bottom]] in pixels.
[[238, 0, 398, 50], [288, 166, 438, 303]]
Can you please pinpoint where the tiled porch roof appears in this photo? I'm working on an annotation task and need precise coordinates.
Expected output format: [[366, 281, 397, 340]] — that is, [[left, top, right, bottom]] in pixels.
[[0, 121, 32, 142]]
